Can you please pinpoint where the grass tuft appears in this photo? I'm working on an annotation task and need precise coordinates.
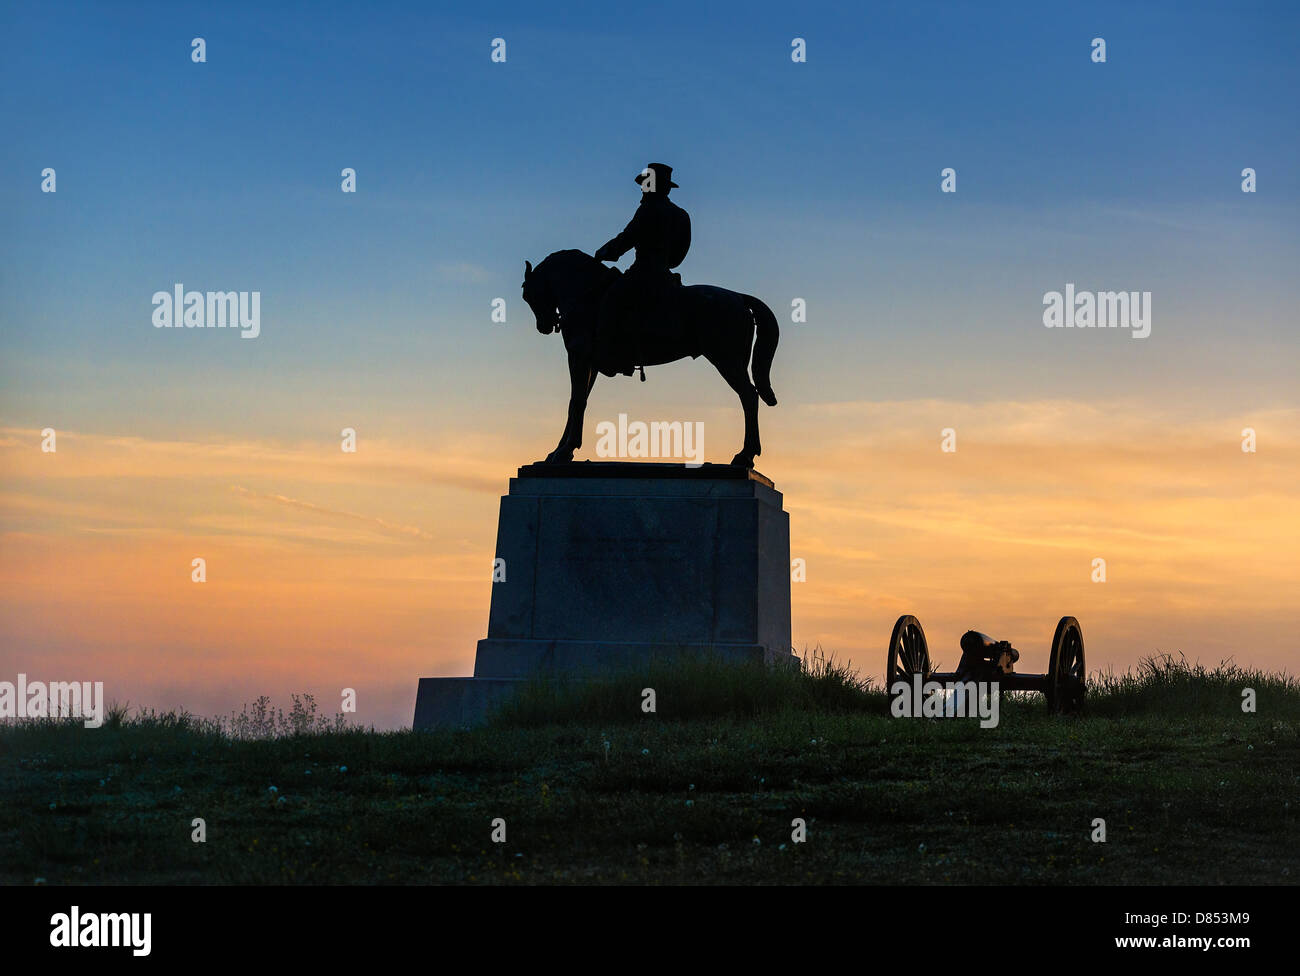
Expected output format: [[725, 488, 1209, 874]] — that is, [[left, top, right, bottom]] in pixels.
[[1087, 652, 1300, 718], [492, 647, 884, 727]]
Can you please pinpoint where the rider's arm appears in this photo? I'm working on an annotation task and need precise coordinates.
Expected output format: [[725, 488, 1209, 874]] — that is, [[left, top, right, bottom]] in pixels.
[[594, 208, 642, 262]]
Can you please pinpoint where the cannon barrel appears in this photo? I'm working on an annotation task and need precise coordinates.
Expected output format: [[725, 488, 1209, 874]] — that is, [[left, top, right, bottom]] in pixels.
[[960, 630, 1019, 666], [960, 630, 1015, 662]]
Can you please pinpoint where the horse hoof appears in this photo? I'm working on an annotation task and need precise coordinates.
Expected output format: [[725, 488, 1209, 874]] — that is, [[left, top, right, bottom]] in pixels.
[[730, 453, 755, 468], [544, 451, 573, 464]]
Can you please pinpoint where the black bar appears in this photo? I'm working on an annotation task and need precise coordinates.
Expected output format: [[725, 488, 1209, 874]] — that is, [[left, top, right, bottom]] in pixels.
[[0, 884, 1287, 963]]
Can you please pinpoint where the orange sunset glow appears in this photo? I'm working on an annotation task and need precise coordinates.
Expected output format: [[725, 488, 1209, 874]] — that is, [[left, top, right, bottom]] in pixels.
[[3, 395, 1295, 730]]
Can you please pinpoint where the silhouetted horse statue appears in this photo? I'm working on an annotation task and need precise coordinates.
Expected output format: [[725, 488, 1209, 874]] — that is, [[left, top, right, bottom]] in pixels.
[[522, 250, 779, 468]]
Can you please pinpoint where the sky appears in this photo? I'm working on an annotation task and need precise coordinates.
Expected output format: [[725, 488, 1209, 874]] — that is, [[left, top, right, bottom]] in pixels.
[[1, 0, 1297, 729]]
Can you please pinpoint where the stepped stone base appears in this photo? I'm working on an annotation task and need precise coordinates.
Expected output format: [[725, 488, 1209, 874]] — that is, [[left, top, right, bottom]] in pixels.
[[413, 461, 794, 730]]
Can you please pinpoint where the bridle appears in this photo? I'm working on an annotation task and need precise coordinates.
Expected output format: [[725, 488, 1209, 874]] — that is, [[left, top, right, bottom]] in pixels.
[[539, 258, 616, 336]]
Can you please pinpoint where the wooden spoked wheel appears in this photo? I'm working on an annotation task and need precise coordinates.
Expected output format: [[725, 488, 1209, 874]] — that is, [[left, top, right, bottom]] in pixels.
[[887, 614, 930, 692], [1046, 616, 1086, 714]]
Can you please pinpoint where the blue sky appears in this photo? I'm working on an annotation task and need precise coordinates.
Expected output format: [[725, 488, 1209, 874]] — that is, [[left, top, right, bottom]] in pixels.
[[2, 0, 1297, 439]]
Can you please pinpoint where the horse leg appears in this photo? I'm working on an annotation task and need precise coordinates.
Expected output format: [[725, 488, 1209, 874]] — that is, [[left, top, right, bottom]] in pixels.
[[545, 357, 595, 463], [715, 359, 761, 468]]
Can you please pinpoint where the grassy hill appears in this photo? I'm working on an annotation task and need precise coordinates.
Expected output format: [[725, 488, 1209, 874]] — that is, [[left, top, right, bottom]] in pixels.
[[3, 655, 1297, 884]]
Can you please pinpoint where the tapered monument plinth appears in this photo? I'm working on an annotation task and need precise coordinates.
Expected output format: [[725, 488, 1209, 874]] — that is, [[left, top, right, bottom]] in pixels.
[[413, 461, 794, 729]]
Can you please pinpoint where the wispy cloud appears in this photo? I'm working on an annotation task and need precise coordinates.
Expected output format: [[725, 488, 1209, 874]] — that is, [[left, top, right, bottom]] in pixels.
[[231, 486, 435, 541], [436, 262, 494, 283]]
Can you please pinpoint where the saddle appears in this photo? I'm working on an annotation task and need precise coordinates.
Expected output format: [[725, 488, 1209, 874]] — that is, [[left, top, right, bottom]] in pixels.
[[596, 272, 687, 380]]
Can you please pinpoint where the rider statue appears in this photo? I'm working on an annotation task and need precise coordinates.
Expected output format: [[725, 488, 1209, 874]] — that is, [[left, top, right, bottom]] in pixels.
[[593, 163, 692, 377]]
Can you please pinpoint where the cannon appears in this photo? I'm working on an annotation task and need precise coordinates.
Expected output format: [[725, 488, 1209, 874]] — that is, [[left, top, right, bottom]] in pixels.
[[885, 615, 1086, 714]]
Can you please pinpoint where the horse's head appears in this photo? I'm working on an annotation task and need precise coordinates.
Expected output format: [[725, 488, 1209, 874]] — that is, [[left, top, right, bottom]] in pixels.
[[522, 259, 559, 335], [524, 250, 612, 336]]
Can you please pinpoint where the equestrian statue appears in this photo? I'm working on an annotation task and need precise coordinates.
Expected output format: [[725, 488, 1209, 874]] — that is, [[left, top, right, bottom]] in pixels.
[[521, 163, 779, 469]]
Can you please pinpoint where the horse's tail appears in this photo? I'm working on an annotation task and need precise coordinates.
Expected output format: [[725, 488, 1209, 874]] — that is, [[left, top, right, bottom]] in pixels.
[[743, 294, 779, 406]]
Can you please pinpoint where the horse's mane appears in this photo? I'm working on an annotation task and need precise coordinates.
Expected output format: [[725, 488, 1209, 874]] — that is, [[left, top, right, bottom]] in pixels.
[[537, 248, 619, 291], [537, 248, 594, 273]]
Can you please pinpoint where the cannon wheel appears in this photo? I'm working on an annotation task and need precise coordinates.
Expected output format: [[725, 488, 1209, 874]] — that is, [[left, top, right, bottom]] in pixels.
[[887, 615, 930, 691], [1046, 616, 1086, 714]]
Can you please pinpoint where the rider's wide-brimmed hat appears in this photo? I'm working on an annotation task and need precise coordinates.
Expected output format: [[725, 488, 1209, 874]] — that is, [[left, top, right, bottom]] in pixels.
[[635, 163, 679, 189]]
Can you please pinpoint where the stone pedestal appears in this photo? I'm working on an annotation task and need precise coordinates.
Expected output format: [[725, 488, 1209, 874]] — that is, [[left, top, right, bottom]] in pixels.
[[413, 461, 794, 729]]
